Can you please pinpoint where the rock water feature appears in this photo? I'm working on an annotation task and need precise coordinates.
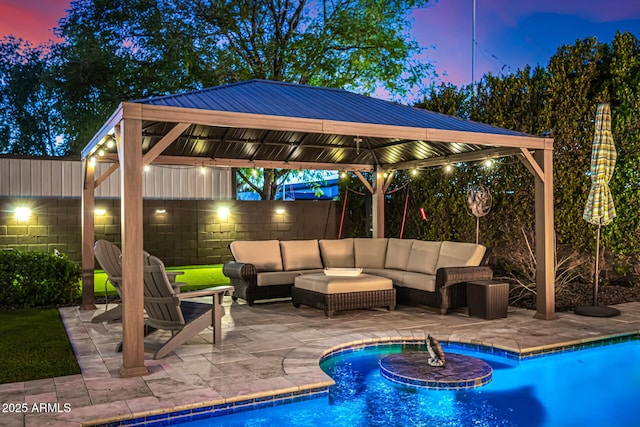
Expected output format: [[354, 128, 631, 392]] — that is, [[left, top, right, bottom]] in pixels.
[[379, 335, 493, 390]]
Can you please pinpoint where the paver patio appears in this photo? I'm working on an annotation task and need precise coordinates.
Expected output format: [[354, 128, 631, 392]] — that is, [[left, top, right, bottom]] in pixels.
[[2, 298, 640, 426]]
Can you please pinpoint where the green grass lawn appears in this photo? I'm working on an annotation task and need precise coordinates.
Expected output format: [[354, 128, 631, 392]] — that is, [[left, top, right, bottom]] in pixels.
[[0, 265, 229, 384], [94, 264, 230, 296], [0, 309, 81, 384]]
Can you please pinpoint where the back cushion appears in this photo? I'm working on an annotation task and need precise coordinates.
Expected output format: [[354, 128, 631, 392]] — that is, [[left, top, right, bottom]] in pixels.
[[406, 240, 442, 275], [436, 241, 486, 269], [280, 240, 323, 271], [354, 238, 388, 268], [385, 239, 414, 270], [230, 240, 283, 272], [319, 239, 354, 268]]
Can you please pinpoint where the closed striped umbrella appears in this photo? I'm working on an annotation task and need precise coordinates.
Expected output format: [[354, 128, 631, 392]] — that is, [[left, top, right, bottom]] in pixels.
[[582, 103, 616, 306], [583, 103, 617, 226]]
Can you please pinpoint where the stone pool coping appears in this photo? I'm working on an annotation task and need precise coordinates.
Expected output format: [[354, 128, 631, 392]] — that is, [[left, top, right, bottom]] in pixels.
[[4, 300, 640, 427]]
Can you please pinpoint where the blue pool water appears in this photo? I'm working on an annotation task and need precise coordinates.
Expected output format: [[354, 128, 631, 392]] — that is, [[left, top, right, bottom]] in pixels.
[[179, 340, 640, 427]]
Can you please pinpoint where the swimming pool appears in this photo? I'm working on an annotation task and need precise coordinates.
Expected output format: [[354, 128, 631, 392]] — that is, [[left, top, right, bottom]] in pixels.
[[148, 338, 640, 427]]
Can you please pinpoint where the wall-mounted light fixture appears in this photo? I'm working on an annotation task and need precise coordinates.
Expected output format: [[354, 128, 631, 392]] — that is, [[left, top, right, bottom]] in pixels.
[[218, 207, 230, 219], [14, 207, 31, 221], [275, 208, 285, 215], [155, 209, 167, 214], [95, 208, 107, 216]]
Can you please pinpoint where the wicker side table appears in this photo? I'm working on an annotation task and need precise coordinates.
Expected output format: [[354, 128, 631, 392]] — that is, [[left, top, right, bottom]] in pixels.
[[466, 280, 509, 320]]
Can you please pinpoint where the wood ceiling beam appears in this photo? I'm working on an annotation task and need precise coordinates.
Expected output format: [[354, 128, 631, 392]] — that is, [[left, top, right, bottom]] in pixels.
[[133, 103, 552, 151], [97, 154, 374, 172], [387, 147, 523, 171], [142, 122, 191, 167]]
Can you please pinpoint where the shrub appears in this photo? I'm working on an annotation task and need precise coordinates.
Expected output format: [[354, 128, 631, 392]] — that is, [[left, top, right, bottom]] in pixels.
[[0, 250, 81, 308]]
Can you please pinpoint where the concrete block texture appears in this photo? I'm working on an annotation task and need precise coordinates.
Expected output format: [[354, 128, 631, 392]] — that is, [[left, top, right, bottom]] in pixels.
[[0, 198, 340, 266]]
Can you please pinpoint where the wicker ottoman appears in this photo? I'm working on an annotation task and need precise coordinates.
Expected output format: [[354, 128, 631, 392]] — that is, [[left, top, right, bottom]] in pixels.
[[466, 280, 509, 320], [292, 273, 395, 318]]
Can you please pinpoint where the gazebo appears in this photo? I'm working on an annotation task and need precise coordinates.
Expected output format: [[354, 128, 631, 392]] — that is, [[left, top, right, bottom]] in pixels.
[[80, 80, 555, 377]]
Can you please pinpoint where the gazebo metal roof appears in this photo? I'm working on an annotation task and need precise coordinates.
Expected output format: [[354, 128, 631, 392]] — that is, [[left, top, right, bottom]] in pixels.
[[80, 80, 557, 378], [84, 79, 548, 172]]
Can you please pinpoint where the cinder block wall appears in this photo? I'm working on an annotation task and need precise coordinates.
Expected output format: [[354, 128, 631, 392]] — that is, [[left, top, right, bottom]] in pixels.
[[0, 198, 340, 266]]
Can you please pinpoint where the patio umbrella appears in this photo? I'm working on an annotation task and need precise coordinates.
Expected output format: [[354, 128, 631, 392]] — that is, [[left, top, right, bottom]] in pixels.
[[581, 103, 617, 310]]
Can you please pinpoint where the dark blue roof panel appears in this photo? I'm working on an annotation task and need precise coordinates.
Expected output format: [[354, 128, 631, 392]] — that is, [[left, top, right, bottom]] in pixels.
[[134, 80, 529, 137]]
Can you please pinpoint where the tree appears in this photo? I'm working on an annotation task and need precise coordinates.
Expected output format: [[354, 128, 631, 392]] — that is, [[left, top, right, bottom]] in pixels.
[[54, 0, 221, 153], [376, 33, 640, 283], [0, 36, 64, 155], [195, 0, 431, 95], [52, 0, 432, 197]]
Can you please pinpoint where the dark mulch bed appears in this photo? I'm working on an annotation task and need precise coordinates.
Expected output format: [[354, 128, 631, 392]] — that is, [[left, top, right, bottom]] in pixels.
[[511, 282, 640, 312]]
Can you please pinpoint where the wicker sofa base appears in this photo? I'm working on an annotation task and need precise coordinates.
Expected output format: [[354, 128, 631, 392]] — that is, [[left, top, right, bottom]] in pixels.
[[395, 282, 467, 315], [292, 287, 396, 318]]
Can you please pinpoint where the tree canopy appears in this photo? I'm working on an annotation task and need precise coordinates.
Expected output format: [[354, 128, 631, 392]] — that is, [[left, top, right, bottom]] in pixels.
[[41, 0, 430, 155]]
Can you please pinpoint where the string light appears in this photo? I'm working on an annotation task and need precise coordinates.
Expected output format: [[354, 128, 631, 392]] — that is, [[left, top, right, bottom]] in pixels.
[[444, 164, 453, 173]]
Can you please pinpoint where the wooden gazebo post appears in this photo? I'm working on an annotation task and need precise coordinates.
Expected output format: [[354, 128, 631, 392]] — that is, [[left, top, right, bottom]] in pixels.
[[117, 107, 148, 377], [533, 148, 557, 320], [80, 158, 96, 310]]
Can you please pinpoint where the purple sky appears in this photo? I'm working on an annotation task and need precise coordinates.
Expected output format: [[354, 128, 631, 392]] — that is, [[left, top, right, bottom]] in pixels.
[[416, 0, 640, 86], [1, 0, 639, 88]]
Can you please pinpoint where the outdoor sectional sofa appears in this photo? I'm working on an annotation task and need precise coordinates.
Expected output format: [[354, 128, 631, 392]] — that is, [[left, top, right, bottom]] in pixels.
[[222, 238, 493, 315]]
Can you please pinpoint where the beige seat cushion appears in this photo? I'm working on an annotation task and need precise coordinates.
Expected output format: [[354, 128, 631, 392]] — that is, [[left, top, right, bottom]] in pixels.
[[354, 238, 388, 268], [294, 273, 392, 294], [257, 269, 323, 286], [436, 241, 486, 269], [230, 240, 283, 272], [397, 271, 437, 292], [319, 238, 355, 268], [363, 268, 407, 286], [385, 239, 415, 270], [406, 240, 442, 275], [280, 240, 323, 271]]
